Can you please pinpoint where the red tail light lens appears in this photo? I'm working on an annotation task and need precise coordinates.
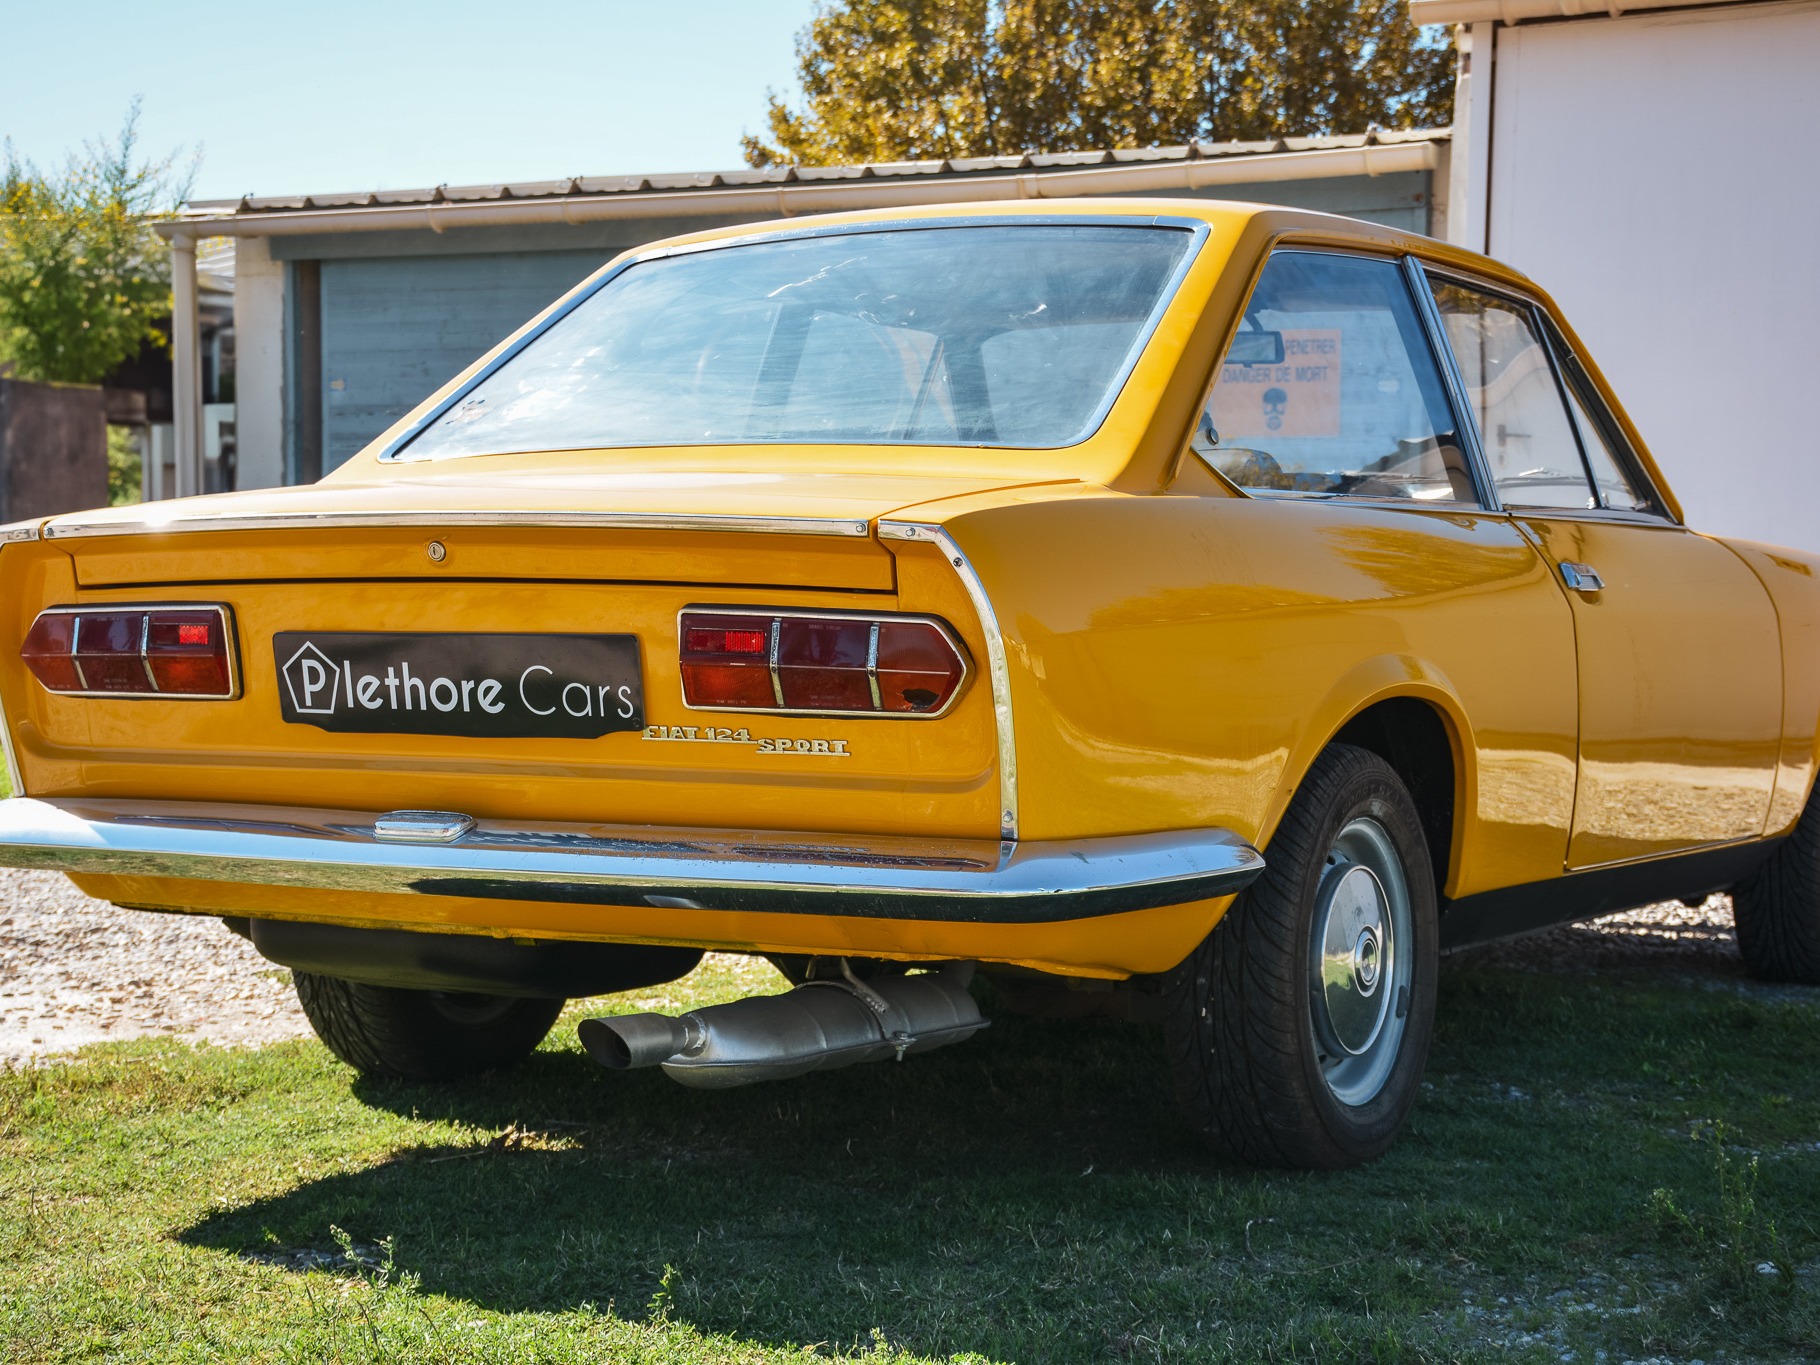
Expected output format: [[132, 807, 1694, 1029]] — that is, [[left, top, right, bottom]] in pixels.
[[680, 610, 968, 716], [21, 606, 238, 698]]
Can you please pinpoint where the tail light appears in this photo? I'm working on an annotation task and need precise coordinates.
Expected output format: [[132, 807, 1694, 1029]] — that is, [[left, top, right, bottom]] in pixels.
[[680, 610, 969, 716], [21, 605, 238, 698]]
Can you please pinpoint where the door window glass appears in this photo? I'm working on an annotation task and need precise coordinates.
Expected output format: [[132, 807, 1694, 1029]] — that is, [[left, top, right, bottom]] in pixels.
[[1536, 317, 1657, 515], [1427, 277, 1595, 510], [1193, 252, 1475, 503], [1563, 381, 1652, 513]]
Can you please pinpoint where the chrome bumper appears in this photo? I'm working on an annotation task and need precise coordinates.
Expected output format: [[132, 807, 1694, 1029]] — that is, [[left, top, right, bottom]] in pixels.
[[0, 797, 1263, 924]]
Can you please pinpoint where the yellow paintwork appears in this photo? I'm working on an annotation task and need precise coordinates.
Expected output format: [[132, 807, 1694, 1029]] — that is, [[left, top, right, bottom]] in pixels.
[[3, 199, 1818, 978]]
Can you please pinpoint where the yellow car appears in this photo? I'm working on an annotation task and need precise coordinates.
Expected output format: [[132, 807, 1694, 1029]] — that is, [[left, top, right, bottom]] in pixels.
[[1, 201, 1815, 1169]]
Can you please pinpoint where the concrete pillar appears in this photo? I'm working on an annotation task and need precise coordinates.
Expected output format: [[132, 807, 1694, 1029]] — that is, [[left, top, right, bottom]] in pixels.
[[170, 235, 202, 499]]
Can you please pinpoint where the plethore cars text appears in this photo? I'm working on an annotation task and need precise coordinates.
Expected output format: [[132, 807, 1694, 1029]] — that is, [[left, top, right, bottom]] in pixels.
[[1, 200, 1816, 1168]]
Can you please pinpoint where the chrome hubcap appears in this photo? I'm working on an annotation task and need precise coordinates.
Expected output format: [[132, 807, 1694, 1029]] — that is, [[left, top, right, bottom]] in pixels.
[[1309, 818, 1413, 1107]]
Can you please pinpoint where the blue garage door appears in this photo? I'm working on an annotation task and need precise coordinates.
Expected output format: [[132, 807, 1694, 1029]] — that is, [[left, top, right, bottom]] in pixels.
[[318, 250, 608, 471]]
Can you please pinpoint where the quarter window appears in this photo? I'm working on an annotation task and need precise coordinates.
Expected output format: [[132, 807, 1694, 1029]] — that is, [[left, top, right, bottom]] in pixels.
[[1427, 277, 1597, 511], [1193, 251, 1475, 503]]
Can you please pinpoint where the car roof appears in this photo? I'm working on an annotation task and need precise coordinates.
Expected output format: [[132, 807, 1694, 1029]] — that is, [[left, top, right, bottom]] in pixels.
[[628, 197, 1536, 290]]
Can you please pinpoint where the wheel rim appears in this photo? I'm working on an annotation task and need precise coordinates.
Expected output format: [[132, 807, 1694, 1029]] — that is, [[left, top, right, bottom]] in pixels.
[[1308, 816, 1414, 1108]]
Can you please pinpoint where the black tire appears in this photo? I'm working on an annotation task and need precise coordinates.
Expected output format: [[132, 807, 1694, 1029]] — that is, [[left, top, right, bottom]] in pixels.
[[293, 972, 564, 1081], [1163, 743, 1439, 1169], [1732, 795, 1820, 985]]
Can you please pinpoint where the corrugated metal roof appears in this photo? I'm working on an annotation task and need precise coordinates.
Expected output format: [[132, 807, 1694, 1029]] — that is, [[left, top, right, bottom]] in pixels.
[[187, 129, 1445, 218]]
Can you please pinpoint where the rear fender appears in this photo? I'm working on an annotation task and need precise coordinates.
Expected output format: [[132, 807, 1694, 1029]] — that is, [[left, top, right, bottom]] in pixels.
[[1258, 659, 1477, 899]]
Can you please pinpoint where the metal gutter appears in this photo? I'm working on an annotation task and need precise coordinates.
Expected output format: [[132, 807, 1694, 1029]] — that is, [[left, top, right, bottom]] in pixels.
[[152, 141, 1440, 244], [1410, 0, 1761, 22], [0, 797, 1265, 924]]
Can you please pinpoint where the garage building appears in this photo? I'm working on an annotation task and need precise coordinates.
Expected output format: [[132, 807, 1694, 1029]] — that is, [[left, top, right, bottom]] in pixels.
[[1420, 0, 1820, 550], [156, 131, 1450, 496]]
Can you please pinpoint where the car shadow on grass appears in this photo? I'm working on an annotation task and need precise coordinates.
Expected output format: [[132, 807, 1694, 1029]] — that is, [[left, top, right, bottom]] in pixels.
[[172, 969, 1820, 1361], [173, 1008, 1431, 1358]]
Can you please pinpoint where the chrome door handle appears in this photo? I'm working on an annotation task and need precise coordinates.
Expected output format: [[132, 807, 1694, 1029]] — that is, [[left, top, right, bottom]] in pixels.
[[1560, 562, 1605, 593]]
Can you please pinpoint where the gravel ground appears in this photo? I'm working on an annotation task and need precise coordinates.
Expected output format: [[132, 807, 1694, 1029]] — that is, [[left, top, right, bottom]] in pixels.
[[1447, 892, 1748, 978], [0, 870, 309, 1065], [0, 867, 1766, 1066]]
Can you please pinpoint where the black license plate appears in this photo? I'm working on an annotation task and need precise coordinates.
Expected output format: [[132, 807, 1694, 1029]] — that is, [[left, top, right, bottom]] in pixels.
[[274, 632, 643, 738]]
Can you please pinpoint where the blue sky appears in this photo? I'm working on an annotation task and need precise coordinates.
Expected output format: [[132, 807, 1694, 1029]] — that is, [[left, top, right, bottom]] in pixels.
[[1, 0, 818, 203]]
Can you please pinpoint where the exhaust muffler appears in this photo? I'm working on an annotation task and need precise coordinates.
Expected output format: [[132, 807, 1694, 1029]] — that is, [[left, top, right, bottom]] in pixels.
[[577, 962, 985, 1088]]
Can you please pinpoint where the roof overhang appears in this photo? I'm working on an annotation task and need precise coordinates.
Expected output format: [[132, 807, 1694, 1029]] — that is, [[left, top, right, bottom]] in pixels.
[[1411, 0, 1771, 24], [153, 134, 1443, 243]]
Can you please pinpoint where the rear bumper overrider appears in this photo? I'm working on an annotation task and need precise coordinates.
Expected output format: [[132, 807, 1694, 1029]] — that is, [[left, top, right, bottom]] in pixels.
[[0, 797, 1263, 924]]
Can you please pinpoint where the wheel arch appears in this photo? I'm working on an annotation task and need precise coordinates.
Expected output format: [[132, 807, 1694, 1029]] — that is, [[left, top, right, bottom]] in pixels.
[[1258, 661, 1476, 904]]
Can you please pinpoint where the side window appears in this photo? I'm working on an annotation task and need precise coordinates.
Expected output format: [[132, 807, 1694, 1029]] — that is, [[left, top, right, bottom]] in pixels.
[[1193, 251, 1476, 503], [1540, 319, 1659, 516], [1426, 277, 1596, 511]]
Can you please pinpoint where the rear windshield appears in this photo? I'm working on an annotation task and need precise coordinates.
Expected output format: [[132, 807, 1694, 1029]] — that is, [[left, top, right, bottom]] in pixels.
[[398, 224, 1195, 458]]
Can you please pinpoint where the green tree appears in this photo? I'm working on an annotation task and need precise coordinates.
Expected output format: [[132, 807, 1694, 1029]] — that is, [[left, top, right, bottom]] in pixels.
[[743, 0, 1454, 167], [0, 101, 193, 385]]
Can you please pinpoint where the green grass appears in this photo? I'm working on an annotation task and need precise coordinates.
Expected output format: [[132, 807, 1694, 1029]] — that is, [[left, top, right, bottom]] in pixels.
[[2, 955, 1817, 1363]]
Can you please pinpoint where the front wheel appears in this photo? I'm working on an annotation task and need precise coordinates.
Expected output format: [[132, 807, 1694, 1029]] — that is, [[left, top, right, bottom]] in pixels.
[[1163, 744, 1439, 1169], [294, 972, 564, 1080]]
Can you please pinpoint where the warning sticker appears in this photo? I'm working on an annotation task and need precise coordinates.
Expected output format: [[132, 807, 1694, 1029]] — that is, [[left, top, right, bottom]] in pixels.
[[1211, 329, 1342, 439]]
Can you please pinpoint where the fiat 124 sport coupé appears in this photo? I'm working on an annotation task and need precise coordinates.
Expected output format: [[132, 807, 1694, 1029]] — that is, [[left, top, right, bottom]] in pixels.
[[1, 201, 1816, 1168]]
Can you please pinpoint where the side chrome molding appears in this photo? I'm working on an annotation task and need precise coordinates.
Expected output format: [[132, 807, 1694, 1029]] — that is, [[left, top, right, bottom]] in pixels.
[[38, 509, 875, 541], [878, 520, 1019, 841]]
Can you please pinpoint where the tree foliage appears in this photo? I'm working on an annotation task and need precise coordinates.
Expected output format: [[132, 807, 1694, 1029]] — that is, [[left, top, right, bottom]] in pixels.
[[0, 101, 193, 386], [743, 0, 1455, 167]]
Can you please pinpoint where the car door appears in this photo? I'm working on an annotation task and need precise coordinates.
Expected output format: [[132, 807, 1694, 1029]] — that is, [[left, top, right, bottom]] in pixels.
[[1180, 247, 1583, 896], [1423, 270, 1783, 869]]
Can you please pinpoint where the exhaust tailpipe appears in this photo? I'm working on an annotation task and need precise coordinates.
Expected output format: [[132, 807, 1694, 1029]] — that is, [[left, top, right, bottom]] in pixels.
[[577, 963, 985, 1089]]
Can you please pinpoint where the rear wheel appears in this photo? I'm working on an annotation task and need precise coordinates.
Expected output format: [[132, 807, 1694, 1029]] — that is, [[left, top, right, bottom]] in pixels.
[[1164, 744, 1438, 1168], [1732, 796, 1820, 984], [293, 972, 564, 1080]]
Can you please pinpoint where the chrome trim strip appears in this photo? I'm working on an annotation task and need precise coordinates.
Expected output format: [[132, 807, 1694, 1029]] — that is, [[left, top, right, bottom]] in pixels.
[[877, 522, 1018, 840], [865, 623, 882, 711], [139, 615, 159, 693], [40, 509, 875, 541], [678, 605, 973, 720], [0, 530, 28, 793], [0, 797, 1265, 924], [21, 605, 241, 702], [379, 215, 1212, 465], [766, 617, 786, 708], [1401, 254, 1500, 514]]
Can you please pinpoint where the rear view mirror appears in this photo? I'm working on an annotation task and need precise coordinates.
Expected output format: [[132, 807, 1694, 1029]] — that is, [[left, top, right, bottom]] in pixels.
[[1225, 330, 1285, 366]]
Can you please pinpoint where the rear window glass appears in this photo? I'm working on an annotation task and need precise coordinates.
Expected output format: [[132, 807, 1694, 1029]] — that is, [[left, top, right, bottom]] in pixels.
[[400, 225, 1194, 458]]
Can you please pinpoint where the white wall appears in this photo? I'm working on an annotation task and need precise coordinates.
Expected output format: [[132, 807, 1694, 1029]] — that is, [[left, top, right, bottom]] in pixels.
[[1483, 0, 1820, 552], [231, 236, 286, 490]]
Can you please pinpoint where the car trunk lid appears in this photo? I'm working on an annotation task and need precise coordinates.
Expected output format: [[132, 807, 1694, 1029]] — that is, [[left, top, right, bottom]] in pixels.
[[42, 466, 1038, 590]]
